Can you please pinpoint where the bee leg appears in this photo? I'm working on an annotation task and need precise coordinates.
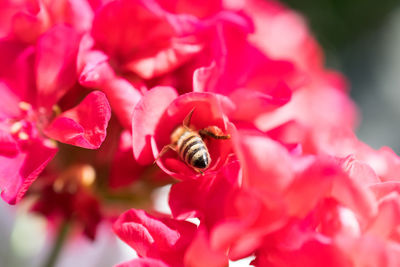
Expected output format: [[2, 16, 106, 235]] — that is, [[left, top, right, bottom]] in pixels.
[[154, 144, 176, 164], [194, 169, 205, 176], [183, 108, 196, 127], [199, 126, 231, 140]]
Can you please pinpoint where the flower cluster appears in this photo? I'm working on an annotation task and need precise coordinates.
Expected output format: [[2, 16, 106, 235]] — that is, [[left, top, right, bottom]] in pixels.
[[1, 0, 400, 266]]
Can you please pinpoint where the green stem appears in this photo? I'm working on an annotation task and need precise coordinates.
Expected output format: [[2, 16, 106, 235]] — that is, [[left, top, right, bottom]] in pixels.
[[42, 221, 70, 267]]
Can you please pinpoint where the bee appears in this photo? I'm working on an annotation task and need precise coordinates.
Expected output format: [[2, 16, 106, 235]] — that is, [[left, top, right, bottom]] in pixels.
[[155, 108, 230, 174]]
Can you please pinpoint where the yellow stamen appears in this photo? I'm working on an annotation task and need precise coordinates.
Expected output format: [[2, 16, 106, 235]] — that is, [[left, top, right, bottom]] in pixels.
[[52, 105, 62, 116], [80, 165, 96, 187], [18, 102, 32, 111], [10, 122, 23, 134], [43, 139, 58, 149], [18, 132, 29, 140]]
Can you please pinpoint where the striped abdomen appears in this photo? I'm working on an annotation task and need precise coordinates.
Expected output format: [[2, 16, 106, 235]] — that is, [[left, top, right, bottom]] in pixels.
[[176, 129, 211, 169]]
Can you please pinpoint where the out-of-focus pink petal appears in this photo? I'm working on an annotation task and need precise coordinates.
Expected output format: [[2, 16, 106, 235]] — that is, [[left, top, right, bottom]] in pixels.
[[101, 77, 143, 129], [0, 81, 22, 119], [113, 209, 196, 266], [132, 86, 178, 164], [0, 129, 19, 157], [92, 0, 205, 79], [340, 155, 381, 185], [366, 192, 400, 240], [331, 169, 377, 222], [229, 82, 291, 121], [109, 131, 146, 189], [92, 0, 174, 60], [284, 158, 337, 217], [78, 37, 143, 129], [253, 238, 352, 267], [370, 181, 400, 200], [35, 25, 81, 108], [0, 138, 57, 204], [114, 258, 169, 267], [44, 0, 94, 33], [124, 40, 203, 79], [158, 0, 222, 18], [184, 227, 228, 267], [210, 188, 287, 260], [232, 129, 294, 195], [335, 234, 400, 267], [232, 0, 323, 72], [0, 42, 36, 108], [44, 91, 111, 149]]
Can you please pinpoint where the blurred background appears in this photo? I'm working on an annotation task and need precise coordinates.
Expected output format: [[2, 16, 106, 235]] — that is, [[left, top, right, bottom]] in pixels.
[[281, 0, 400, 153], [1, 0, 400, 266]]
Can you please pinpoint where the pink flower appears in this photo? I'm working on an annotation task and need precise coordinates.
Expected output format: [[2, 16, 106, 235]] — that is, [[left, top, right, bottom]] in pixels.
[[132, 88, 234, 179], [0, 25, 111, 204]]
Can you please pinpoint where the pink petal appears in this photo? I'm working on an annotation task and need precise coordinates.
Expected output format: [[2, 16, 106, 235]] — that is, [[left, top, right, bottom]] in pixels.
[[284, 158, 337, 217], [35, 25, 81, 108], [0, 129, 19, 157], [109, 131, 146, 189], [254, 238, 352, 267], [45, 0, 94, 33], [331, 170, 377, 221], [92, 0, 174, 60], [113, 209, 196, 265], [232, 129, 294, 195], [0, 81, 22, 119], [92, 0, 204, 79], [78, 41, 143, 129], [229, 82, 292, 121], [44, 91, 111, 149], [158, 0, 222, 18], [184, 227, 228, 267], [366, 192, 400, 240], [370, 181, 400, 200], [115, 258, 169, 267], [0, 138, 57, 204], [124, 40, 203, 79], [11, 11, 44, 43], [132, 86, 178, 164]]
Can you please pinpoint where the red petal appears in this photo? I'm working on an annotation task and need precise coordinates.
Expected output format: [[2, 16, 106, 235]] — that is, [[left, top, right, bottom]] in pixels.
[[229, 82, 292, 121], [35, 25, 81, 108], [366, 193, 400, 240], [233, 129, 294, 195], [92, 0, 175, 60], [78, 44, 143, 129], [0, 129, 19, 157], [184, 227, 228, 267], [331, 171, 377, 221], [109, 131, 146, 189], [0, 81, 21, 120], [132, 86, 178, 164], [113, 209, 196, 265], [44, 91, 111, 149], [0, 138, 57, 204], [284, 158, 337, 217]]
